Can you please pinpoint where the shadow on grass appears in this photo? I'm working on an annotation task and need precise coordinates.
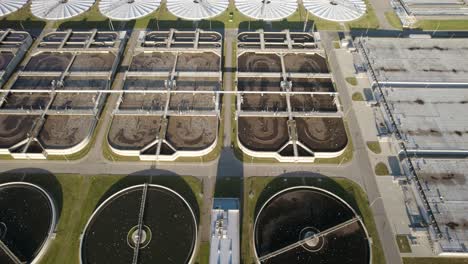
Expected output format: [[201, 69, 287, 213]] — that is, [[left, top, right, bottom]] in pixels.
[[0, 19, 46, 39], [57, 19, 226, 34], [238, 21, 314, 33], [147, 19, 225, 35], [96, 169, 200, 224], [57, 20, 136, 31], [0, 168, 63, 222]]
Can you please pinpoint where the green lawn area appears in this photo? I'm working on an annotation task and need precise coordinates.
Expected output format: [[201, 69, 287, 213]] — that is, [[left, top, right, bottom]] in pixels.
[[352, 92, 365, 101], [385, 11, 403, 30], [333, 41, 341, 49], [241, 176, 385, 264], [346, 0, 380, 29], [403, 258, 468, 264], [396, 235, 412, 253], [414, 20, 468, 31], [366, 141, 382, 154], [0, 172, 203, 264], [346, 77, 358, 86], [194, 242, 210, 264], [375, 162, 390, 176]]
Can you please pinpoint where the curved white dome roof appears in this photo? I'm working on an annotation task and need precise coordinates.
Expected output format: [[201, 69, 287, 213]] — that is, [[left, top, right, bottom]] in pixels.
[[303, 0, 366, 22], [0, 0, 28, 17], [31, 0, 96, 21], [167, 0, 229, 20], [236, 0, 298, 21], [99, 0, 161, 21]]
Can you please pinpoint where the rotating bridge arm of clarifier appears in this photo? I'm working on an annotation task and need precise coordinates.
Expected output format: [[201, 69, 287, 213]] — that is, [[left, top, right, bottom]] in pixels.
[[258, 216, 361, 262], [131, 183, 149, 264]]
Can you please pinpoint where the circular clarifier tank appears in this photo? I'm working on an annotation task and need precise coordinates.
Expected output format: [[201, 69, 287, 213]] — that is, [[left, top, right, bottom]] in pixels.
[[80, 184, 198, 264], [0, 182, 57, 264], [254, 186, 371, 264]]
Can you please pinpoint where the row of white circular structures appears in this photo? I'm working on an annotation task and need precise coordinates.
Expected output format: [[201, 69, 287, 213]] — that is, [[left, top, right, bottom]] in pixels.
[[0, 0, 366, 22]]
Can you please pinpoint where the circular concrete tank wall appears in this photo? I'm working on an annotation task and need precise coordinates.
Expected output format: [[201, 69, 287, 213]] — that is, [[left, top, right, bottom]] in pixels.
[[80, 184, 197, 264], [254, 186, 371, 264], [0, 182, 57, 264]]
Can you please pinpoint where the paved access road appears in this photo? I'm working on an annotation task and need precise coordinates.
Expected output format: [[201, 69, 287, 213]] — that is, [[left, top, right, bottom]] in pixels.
[[320, 31, 402, 264]]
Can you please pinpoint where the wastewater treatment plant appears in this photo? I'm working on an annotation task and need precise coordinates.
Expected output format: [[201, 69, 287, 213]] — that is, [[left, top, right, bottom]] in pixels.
[[2, 0, 468, 263]]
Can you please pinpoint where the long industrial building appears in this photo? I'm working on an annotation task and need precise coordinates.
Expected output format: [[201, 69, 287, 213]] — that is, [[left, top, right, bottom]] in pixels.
[[356, 35, 468, 255]]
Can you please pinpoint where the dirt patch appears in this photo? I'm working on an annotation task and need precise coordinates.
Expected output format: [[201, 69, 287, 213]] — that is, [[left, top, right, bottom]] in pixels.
[[175, 78, 219, 91], [296, 118, 348, 152], [176, 52, 220, 72], [291, 78, 335, 92], [238, 117, 289, 152], [166, 116, 217, 151], [0, 115, 38, 148], [70, 53, 116, 72], [51, 78, 107, 109], [25, 52, 73, 72], [169, 94, 215, 111], [3, 93, 50, 110], [38, 115, 94, 149], [120, 94, 167, 111], [108, 116, 162, 150], [130, 52, 175, 72], [120, 78, 168, 110], [238, 53, 281, 72], [284, 54, 329, 73], [238, 77, 281, 91], [51, 93, 97, 110], [419, 172, 466, 186], [406, 129, 443, 137], [124, 78, 166, 90], [241, 94, 287, 112], [12, 77, 55, 90], [290, 94, 337, 112]]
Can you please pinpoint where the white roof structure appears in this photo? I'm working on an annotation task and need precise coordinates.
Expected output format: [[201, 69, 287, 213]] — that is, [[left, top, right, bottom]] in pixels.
[[210, 199, 240, 264], [236, 0, 298, 21], [0, 0, 28, 17], [99, 0, 161, 21], [31, 0, 96, 20], [167, 0, 229, 20], [303, 0, 366, 22]]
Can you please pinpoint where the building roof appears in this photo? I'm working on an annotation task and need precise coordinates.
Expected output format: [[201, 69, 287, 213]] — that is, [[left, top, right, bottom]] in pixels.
[[210, 198, 240, 264], [0, 0, 28, 17], [235, 0, 298, 21], [361, 37, 468, 84], [31, 0, 95, 20], [99, 0, 161, 21], [166, 0, 229, 20], [303, 0, 366, 22], [412, 158, 468, 253], [382, 86, 468, 152]]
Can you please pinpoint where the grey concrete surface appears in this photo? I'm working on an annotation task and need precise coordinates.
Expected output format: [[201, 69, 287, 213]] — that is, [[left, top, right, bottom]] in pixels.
[[321, 31, 402, 264]]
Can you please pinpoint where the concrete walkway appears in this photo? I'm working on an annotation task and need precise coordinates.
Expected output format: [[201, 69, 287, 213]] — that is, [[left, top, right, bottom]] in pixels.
[[368, 0, 397, 30], [320, 31, 402, 264]]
